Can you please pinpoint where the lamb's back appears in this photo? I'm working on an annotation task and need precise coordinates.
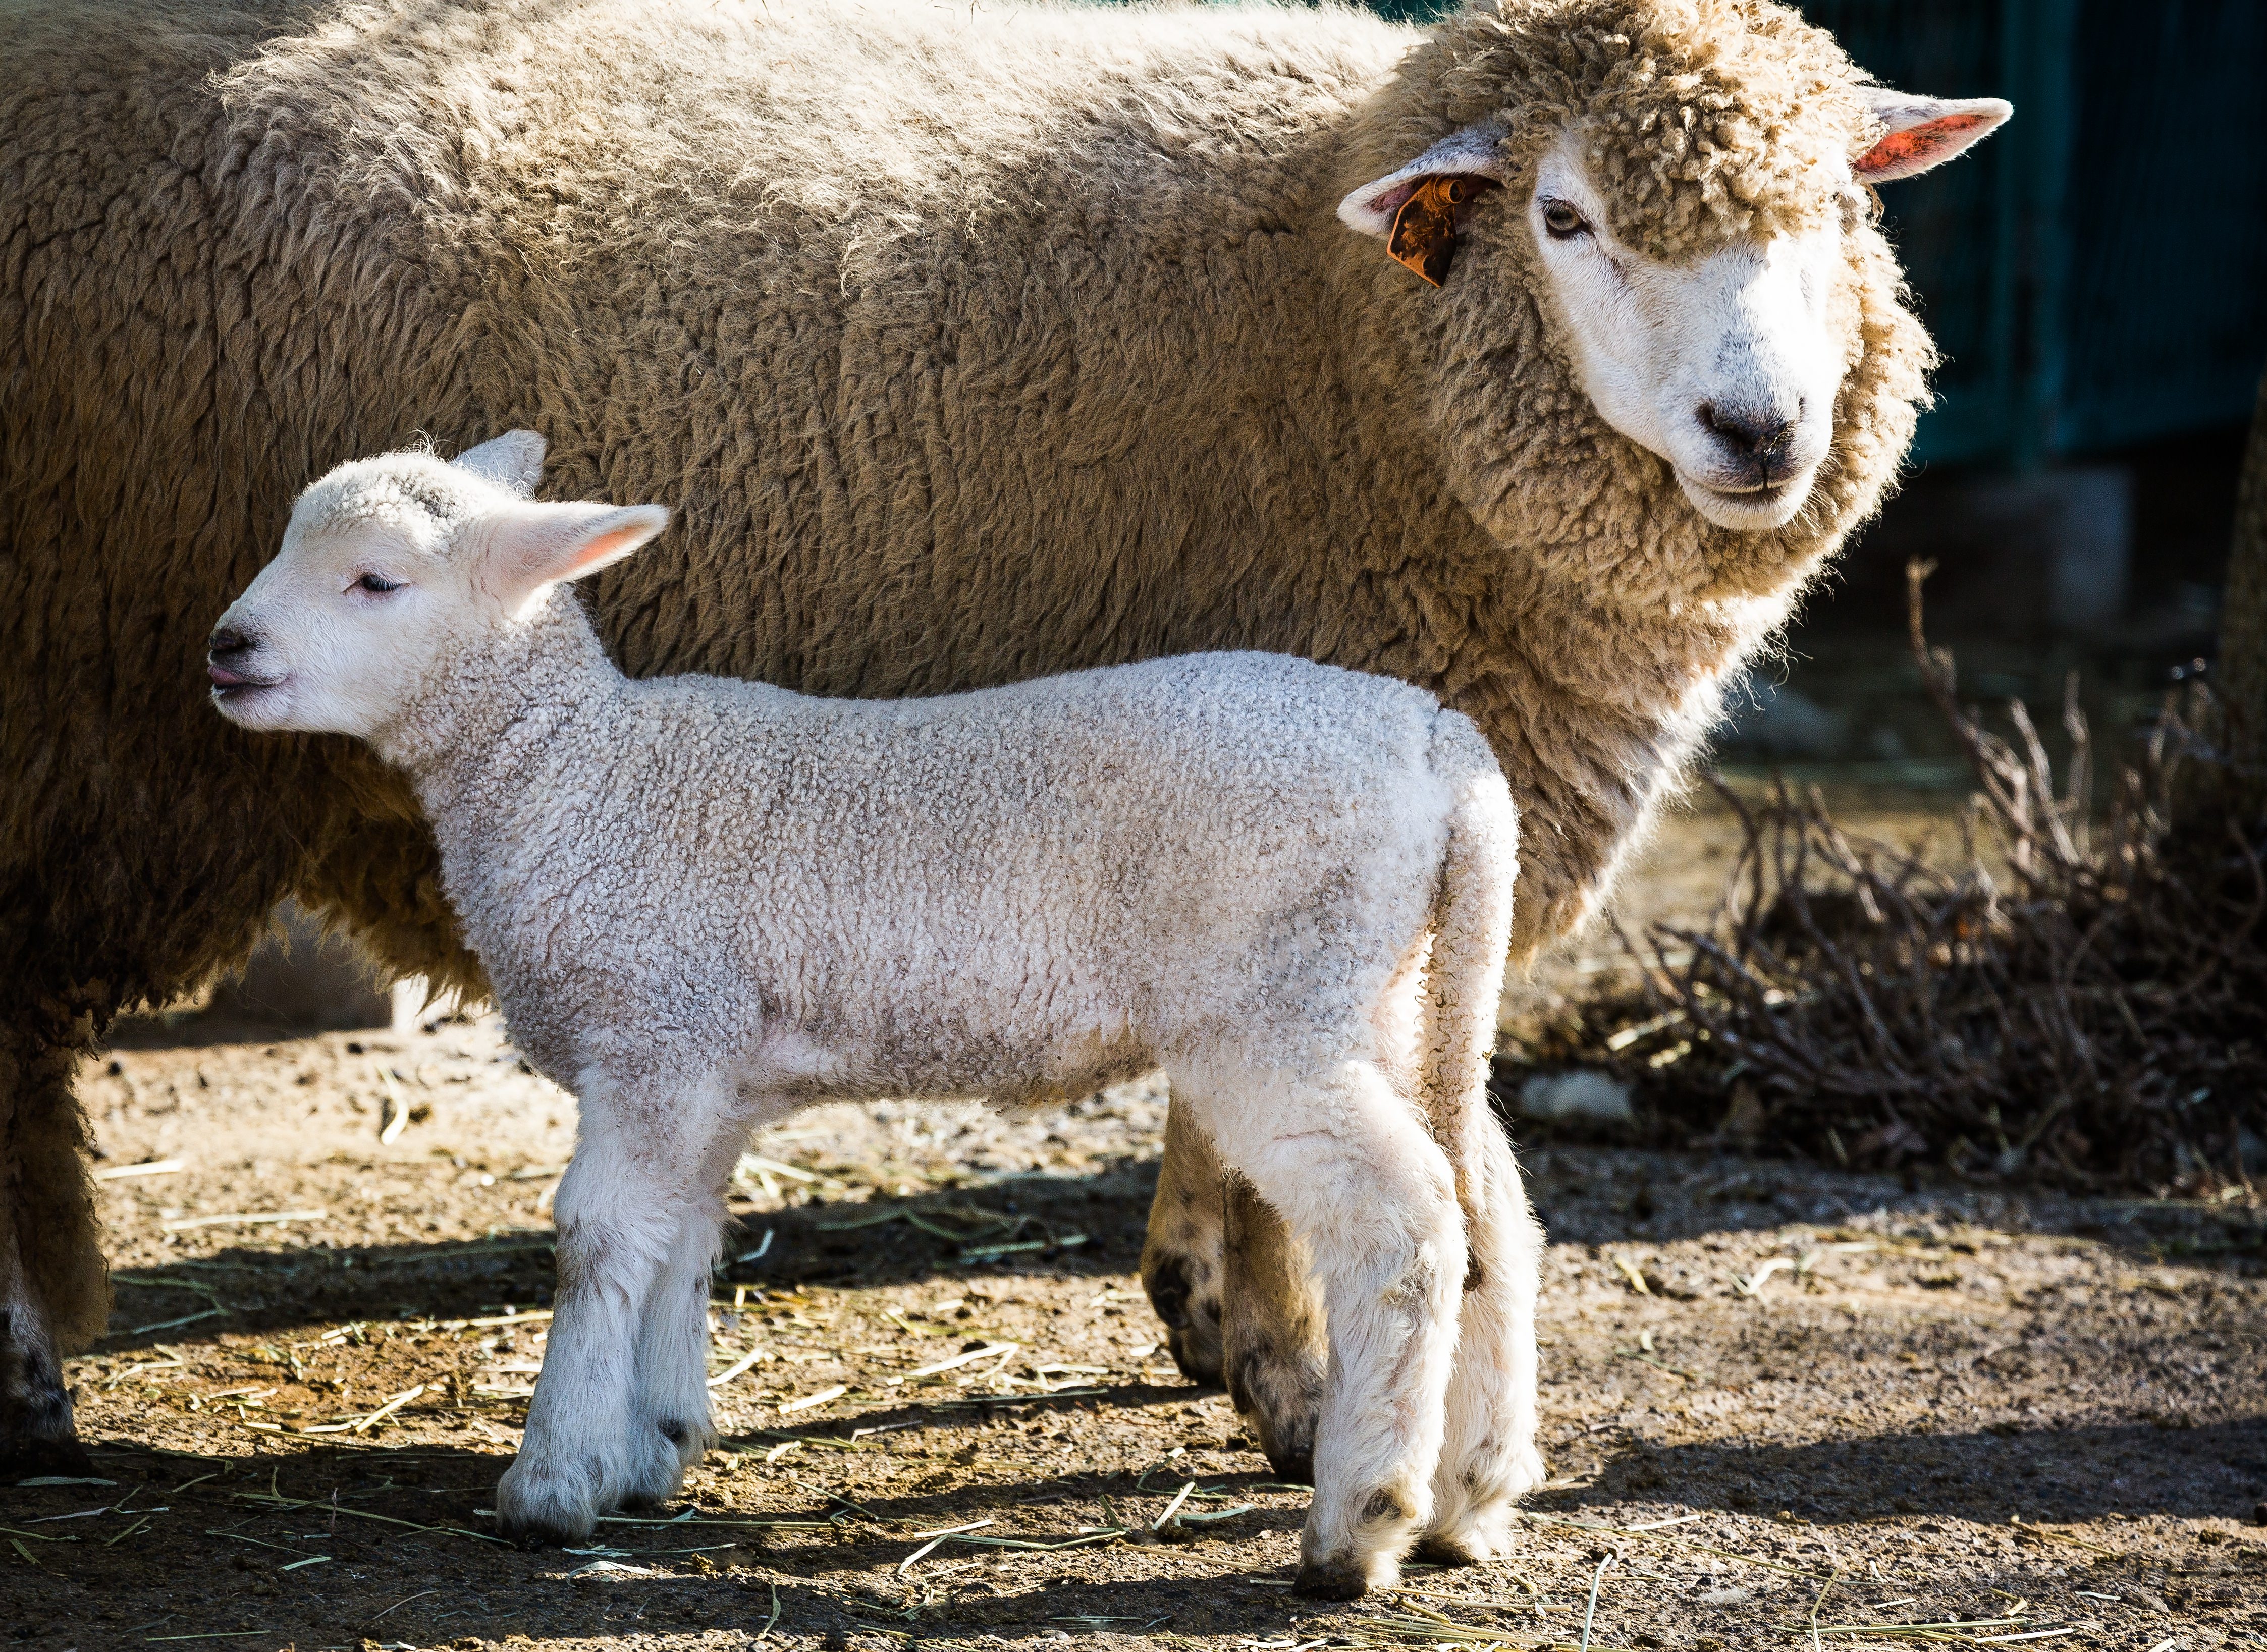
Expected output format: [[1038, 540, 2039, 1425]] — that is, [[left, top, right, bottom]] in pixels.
[[628, 650, 1456, 881]]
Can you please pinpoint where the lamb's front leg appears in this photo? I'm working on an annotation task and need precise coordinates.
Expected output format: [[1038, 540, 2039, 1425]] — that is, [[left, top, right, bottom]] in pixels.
[[627, 1125, 761, 1498], [499, 1076, 738, 1545]]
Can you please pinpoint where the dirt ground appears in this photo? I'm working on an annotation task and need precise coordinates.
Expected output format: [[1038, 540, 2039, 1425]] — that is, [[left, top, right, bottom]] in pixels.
[[7, 792, 2263, 1652]]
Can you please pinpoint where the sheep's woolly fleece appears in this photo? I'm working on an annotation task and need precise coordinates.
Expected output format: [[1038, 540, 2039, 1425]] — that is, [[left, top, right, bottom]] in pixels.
[[2, 0, 1934, 1358]]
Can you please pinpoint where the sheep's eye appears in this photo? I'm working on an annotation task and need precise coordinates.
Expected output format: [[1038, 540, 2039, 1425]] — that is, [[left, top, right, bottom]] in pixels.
[[1541, 200, 1591, 240], [354, 572, 403, 594]]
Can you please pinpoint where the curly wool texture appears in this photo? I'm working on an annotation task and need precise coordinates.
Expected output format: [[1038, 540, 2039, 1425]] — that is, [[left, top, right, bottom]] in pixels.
[[1421, 0, 1877, 258], [3, 0, 1936, 1355]]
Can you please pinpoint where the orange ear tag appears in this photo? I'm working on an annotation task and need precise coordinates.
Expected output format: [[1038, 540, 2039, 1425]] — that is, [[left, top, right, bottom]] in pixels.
[[1387, 174, 1502, 287]]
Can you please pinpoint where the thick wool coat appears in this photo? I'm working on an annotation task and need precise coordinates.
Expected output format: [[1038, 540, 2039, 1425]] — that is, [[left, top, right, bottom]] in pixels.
[[0, 0, 1930, 1350]]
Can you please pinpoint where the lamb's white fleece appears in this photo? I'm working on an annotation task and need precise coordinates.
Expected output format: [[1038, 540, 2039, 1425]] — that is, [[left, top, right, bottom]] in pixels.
[[208, 437, 1535, 1596]]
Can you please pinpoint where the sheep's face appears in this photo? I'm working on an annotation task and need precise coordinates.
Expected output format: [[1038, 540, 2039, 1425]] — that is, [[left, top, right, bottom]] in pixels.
[[210, 434, 667, 742], [1340, 0, 2009, 547], [1521, 133, 1847, 532]]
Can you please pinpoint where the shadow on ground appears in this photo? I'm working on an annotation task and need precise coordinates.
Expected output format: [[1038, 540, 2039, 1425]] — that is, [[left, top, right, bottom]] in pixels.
[[100, 1160, 1161, 1355], [1561, 1416, 2267, 1526], [104, 1142, 2261, 1361], [63, 1437, 1303, 1649]]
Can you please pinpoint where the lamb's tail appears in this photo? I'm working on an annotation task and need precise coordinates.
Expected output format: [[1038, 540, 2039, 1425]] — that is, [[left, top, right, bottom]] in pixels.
[[1419, 711, 1519, 1222]]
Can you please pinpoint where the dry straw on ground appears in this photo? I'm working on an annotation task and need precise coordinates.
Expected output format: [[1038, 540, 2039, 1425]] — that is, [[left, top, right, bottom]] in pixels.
[[1571, 562, 2266, 1195]]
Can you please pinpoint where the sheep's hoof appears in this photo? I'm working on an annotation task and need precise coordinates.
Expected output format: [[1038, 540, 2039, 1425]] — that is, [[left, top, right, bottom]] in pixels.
[[1256, 1421, 1315, 1487], [1144, 1254, 1223, 1386], [1223, 1339, 1321, 1485], [1292, 1556, 1373, 1601], [0, 1431, 95, 1483]]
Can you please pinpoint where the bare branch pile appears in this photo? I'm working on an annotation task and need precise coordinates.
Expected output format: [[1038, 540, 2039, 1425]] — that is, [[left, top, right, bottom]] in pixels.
[[1586, 562, 2266, 1194]]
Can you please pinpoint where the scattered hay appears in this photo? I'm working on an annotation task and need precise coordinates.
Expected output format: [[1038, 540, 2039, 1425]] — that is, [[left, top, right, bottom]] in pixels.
[[1563, 564, 2265, 1195]]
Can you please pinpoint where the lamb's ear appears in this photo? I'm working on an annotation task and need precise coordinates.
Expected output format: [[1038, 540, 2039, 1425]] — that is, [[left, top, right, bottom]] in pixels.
[[1854, 91, 2012, 183], [451, 430, 548, 498], [482, 501, 671, 605], [1338, 121, 1511, 236]]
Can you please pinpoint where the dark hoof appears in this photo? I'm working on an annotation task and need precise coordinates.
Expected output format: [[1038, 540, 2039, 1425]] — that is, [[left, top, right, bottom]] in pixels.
[[1262, 1436, 1315, 1486], [1147, 1256, 1224, 1386], [1293, 1557, 1371, 1601], [0, 1434, 96, 1482], [1412, 1531, 1481, 1567], [1162, 1324, 1223, 1387]]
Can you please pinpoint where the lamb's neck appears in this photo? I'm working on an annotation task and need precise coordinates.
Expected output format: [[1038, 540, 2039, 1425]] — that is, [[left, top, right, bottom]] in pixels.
[[376, 595, 624, 835]]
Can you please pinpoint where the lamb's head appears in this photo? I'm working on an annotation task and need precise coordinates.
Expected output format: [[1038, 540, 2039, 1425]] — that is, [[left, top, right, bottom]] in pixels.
[[209, 431, 669, 738], [1340, 0, 2006, 552]]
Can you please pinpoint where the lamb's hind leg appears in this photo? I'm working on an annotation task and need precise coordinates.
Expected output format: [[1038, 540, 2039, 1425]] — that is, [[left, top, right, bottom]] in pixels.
[[1194, 1059, 1466, 1601], [498, 1074, 741, 1545], [1418, 1119, 1545, 1564]]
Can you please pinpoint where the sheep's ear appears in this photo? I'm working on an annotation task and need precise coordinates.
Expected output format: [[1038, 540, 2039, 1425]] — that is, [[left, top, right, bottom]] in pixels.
[[1854, 91, 2012, 183], [1339, 122, 1510, 236], [482, 501, 671, 604], [452, 430, 548, 498], [1339, 122, 1510, 287]]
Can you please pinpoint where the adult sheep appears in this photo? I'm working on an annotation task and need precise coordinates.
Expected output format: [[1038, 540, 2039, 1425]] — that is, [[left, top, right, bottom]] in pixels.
[[0, 0, 2004, 1482]]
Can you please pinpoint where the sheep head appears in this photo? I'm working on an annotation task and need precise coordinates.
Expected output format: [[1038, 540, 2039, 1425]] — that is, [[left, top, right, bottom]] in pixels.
[[1339, 0, 2005, 591], [208, 432, 669, 740]]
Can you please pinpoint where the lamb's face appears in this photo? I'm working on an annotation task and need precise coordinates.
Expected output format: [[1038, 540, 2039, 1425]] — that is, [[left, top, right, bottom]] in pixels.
[[208, 469, 486, 739], [209, 435, 670, 743]]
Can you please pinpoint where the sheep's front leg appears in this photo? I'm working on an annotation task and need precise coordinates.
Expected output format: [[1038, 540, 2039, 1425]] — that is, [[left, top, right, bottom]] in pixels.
[[1220, 1171, 1326, 1482], [499, 1076, 738, 1545], [1139, 1104, 1228, 1383], [0, 1018, 110, 1481]]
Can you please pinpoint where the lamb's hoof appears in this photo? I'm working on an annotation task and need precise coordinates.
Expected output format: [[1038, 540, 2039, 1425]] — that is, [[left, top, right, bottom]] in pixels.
[[655, 1414, 719, 1473], [616, 1420, 693, 1508], [1293, 1556, 1374, 1601], [1412, 1530, 1482, 1566], [495, 1461, 600, 1547]]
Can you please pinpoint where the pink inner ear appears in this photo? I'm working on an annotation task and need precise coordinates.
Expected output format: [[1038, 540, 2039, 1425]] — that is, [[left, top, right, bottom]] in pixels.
[[1855, 111, 1992, 179], [561, 523, 650, 576], [1366, 180, 1423, 221]]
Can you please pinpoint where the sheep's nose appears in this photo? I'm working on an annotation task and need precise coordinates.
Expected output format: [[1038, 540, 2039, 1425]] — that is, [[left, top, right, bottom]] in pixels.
[[208, 624, 255, 660], [1698, 401, 1794, 465]]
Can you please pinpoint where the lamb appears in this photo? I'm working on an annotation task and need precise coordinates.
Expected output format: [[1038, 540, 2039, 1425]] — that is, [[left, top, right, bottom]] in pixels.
[[0, 0, 2006, 1482], [207, 434, 1536, 1598]]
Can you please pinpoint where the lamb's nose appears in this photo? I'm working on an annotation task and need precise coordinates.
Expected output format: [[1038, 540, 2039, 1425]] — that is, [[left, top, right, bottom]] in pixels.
[[208, 624, 255, 661], [1698, 401, 1794, 464]]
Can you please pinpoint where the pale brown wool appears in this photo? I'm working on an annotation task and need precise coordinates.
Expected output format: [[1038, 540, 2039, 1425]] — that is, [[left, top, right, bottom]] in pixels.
[[1, 0, 1933, 1353]]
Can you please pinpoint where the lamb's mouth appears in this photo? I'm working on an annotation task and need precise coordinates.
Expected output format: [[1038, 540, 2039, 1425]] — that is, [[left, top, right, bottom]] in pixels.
[[208, 666, 283, 701]]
